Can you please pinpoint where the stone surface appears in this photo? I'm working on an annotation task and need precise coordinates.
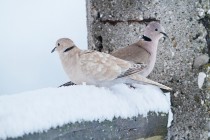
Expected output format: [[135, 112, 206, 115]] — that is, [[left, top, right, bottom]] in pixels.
[[86, 0, 209, 139], [199, 6, 210, 140], [193, 54, 209, 68], [7, 113, 168, 140]]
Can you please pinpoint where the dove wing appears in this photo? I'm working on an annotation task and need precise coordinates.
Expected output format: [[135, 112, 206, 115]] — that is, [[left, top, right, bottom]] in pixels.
[[80, 51, 143, 81], [112, 42, 151, 65]]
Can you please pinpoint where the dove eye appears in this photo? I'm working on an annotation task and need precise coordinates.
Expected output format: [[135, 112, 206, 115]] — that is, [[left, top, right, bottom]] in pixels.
[[58, 43, 60, 46], [155, 28, 158, 31]]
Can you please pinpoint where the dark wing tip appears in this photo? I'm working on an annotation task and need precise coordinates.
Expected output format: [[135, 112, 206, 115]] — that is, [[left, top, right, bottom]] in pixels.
[[116, 63, 147, 79]]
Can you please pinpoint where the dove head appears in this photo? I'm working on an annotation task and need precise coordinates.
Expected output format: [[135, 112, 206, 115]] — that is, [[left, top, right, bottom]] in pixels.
[[51, 38, 76, 54], [143, 22, 168, 41]]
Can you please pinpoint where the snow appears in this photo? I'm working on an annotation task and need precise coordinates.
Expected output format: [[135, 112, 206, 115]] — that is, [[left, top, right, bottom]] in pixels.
[[207, 9, 210, 15], [0, 84, 170, 139], [197, 8, 205, 17], [166, 93, 173, 127], [198, 72, 206, 89]]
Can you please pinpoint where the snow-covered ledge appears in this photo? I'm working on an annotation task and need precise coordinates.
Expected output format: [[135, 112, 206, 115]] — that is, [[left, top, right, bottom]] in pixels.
[[0, 84, 171, 140]]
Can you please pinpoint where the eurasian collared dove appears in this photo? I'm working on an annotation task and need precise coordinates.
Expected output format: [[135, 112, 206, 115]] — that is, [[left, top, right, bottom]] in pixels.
[[112, 21, 168, 77], [52, 38, 172, 90]]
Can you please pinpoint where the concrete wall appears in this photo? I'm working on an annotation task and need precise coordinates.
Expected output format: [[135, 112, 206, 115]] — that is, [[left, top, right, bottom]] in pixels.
[[86, 0, 210, 139]]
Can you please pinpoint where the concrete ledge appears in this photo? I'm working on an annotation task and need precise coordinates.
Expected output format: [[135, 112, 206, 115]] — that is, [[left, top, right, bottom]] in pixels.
[[8, 112, 168, 140]]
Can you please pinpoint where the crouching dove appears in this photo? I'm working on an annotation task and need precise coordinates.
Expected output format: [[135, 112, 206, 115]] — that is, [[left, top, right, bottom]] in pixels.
[[51, 38, 172, 90], [112, 21, 168, 77]]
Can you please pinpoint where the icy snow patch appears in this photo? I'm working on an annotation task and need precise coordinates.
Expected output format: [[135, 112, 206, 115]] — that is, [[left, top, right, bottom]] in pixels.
[[197, 8, 205, 17], [207, 9, 210, 15], [0, 84, 170, 139], [198, 72, 206, 89], [166, 93, 173, 127]]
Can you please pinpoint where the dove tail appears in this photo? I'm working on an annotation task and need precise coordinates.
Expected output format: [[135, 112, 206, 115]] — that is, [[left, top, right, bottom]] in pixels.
[[128, 74, 172, 91]]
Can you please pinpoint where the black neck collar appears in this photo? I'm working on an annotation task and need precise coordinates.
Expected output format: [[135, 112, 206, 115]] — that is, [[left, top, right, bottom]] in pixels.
[[142, 35, 152, 42], [63, 46, 75, 53]]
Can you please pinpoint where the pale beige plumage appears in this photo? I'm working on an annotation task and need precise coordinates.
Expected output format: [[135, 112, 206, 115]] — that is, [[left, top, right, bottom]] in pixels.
[[112, 21, 168, 77], [52, 38, 172, 90], [52, 38, 146, 86]]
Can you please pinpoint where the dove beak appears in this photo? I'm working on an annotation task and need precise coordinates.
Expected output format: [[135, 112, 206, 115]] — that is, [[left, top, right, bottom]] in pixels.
[[160, 32, 169, 38], [51, 47, 56, 53]]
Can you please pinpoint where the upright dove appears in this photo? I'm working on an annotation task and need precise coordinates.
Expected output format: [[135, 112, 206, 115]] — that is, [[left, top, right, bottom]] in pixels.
[[52, 38, 172, 90], [112, 21, 168, 77]]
